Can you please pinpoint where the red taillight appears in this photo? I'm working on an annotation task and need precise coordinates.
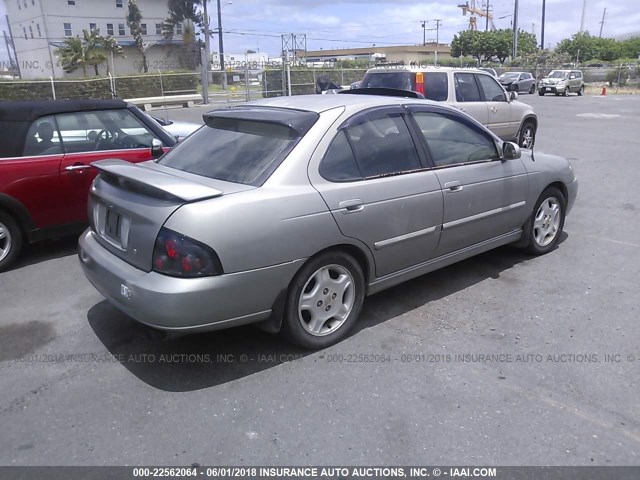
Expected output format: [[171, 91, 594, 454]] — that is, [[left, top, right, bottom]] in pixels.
[[152, 228, 223, 277], [415, 72, 425, 95]]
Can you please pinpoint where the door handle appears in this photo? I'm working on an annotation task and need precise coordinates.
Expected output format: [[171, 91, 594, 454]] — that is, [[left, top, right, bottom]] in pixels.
[[65, 164, 92, 172], [444, 181, 463, 192], [338, 199, 364, 213]]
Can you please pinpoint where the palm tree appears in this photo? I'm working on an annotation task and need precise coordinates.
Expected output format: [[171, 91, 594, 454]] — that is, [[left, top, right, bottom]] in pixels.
[[127, 0, 148, 73], [55, 29, 123, 77], [162, 0, 203, 70]]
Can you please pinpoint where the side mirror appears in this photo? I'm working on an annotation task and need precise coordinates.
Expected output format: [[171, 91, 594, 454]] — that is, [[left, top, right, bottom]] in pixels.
[[509, 91, 518, 101], [151, 138, 164, 159], [503, 141, 521, 160]]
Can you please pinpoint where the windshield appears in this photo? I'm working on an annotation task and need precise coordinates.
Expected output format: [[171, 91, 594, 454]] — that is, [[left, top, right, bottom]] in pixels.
[[157, 119, 300, 185], [548, 71, 568, 79], [500, 72, 520, 80]]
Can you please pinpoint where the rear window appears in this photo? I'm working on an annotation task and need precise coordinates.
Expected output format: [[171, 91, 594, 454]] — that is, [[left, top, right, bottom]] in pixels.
[[157, 118, 300, 185], [360, 71, 449, 101]]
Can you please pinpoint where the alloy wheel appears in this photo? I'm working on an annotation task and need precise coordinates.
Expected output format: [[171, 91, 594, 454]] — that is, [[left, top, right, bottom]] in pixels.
[[0, 221, 12, 263], [533, 197, 561, 247], [297, 264, 355, 336]]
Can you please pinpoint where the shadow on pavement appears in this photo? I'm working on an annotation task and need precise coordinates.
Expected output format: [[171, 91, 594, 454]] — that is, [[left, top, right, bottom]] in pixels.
[[9, 234, 79, 271], [88, 235, 567, 392]]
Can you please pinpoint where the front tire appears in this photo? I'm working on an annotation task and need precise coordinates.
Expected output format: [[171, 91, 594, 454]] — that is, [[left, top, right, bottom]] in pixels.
[[0, 211, 23, 272], [518, 121, 536, 149], [563, 87, 570, 96], [538, 90, 545, 96], [282, 251, 365, 349], [522, 187, 566, 255]]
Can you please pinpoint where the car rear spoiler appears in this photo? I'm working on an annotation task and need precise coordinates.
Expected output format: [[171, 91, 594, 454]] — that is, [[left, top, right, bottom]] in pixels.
[[91, 159, 223, 202]]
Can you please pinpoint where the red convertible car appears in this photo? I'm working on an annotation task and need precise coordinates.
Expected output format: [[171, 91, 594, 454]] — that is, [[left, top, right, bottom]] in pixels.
[[0, 99, 176, 271]]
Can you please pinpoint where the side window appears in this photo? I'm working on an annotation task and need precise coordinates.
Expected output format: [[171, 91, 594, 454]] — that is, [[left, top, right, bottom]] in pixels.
[[55, 109, 160, 153], [477, 74, 507, 102], [454, 73, 482, 102], [319, 130, 362, 182], [423, 72, 449, 101], [412, 111, 499, 167], [23, 115, 63, 156], [345, 113, 421, 178]]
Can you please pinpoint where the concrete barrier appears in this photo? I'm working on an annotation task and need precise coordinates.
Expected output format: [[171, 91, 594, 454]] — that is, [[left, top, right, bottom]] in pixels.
[[125, 94, 203, 111]]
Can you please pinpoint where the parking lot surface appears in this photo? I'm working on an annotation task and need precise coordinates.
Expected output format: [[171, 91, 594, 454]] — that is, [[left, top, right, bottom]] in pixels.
[[1, 93, 639, 466]]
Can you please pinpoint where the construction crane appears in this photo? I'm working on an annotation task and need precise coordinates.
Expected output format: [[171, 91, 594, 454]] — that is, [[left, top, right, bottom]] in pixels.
[[458, 1, 496, 31]]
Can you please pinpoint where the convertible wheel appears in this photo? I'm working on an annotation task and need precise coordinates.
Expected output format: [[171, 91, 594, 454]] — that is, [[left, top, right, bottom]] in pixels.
[[0, 211, 23, 272], [523, 187, 566, 255], [282, 251, 365, 349], [518, 121, 536, 149]]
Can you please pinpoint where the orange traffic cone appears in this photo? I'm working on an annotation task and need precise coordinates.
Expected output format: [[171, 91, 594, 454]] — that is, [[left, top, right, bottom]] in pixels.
[[601, 85, 607, 96]]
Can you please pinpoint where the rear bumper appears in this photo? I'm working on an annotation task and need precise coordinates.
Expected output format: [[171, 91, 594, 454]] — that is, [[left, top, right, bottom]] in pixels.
[[78, 229, 304, 332]]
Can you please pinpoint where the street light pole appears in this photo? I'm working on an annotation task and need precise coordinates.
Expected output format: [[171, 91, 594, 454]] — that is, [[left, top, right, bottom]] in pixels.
[[541, 0, 546, 49], [217, 0, 227, 90], [420, 20, 426, 46]]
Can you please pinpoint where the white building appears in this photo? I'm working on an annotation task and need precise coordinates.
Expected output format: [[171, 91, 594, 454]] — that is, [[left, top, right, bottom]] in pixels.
[[6, 0, 192, 79]]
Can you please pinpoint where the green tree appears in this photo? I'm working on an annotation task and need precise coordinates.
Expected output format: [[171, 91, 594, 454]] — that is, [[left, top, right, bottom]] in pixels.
[[451, 29, 538, 64], [162, 0, 203, 70], [127, 0, 148, 73], [55, 28, 123, 76]]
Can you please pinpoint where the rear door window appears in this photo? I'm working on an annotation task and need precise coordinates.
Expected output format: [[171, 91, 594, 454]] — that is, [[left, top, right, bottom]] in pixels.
[[344, 112, 421, 178], [423, 72, 448, 101], [319, 130, 362, 182], [454, 73, 482, 102]]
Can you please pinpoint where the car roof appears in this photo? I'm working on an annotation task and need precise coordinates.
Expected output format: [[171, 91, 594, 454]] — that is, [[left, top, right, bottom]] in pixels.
[[364, 66, 493, 75], [0, 99, 129, 122], [238, 93, 438, 114]]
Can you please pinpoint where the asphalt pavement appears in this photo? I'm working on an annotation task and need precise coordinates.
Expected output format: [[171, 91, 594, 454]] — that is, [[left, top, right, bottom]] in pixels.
[[1, 92, 639, 466]]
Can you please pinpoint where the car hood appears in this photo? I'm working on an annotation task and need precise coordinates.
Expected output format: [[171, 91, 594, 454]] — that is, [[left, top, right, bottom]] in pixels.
[[541, 77, 564, 84]]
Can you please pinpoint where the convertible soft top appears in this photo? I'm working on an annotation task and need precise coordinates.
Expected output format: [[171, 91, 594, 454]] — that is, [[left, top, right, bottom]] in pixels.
[[0, 99, 128, 123]]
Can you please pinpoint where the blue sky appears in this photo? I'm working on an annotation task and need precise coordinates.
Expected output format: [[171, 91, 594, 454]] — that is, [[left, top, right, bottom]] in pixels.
[[1, 0, 639, 61]]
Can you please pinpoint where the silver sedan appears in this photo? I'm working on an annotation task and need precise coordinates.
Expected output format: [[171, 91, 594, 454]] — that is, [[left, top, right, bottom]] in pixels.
[[78, 93, 578, 349]]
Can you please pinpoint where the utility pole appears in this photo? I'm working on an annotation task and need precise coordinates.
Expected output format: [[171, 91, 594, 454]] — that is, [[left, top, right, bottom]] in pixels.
[[421, 20, 427, 46], [216, 0, 227, 90], [531, 22, 535, 35], [580, 0, 587, 33], [599, 8, 607, 38], [433, 19, 442, 65], [202, 0, 210, 103], [512, 0, 518, 59], [485, 0, 490, 31], [541, 0, 546, 49]]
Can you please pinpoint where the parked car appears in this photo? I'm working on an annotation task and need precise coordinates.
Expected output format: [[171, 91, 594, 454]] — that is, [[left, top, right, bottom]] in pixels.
[[478, 67, 498, 77], [358, 66, 538, 149], [79, 92, 577, 349], [148, 114, 201, 141], [498, 71, 536, 94], [538, 70, 585, 96], [0, 99, 176, 271]]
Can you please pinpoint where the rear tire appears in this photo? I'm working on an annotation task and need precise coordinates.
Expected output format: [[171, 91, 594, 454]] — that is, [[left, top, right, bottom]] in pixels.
[[0, 211, 23, 272], [281, 251, 365, 349], [522, 187, 566, 255], [578, 85, 584, 96], [529, 84, 536, 94]]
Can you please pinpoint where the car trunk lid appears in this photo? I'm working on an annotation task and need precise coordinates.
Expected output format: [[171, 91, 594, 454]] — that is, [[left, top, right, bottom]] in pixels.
[[88, 159, 251, 271]]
